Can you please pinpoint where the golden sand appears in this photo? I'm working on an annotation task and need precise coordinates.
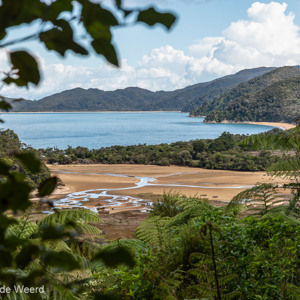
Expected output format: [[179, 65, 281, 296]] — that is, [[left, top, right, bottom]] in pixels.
[[49, 164, 289, 203]]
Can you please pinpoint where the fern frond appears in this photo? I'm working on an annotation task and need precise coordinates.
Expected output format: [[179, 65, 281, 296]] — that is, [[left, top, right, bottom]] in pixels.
[[167, 198, 213, 227], [39, 209, 103, 228], [268, 156, 300, 179], [6, 219, 38, 240], [261, 211, 300, 225], [107, 239, 147, 254], [136, 216, 170, 245], [73, 222, 102, 235], [226, 183, 289, 216]]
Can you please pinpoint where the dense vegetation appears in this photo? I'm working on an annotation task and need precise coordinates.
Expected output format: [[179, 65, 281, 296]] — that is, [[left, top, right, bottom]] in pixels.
[[181, 67, 274, 112], [0, 124, 298, 299], [11, 67, 273, 112], [205, 77, 300, 123], [79, 124, 300, 299], [191, 66, 300, 123], [1, 116, 299, 300], [0, 129, 50, 188], [0, 1, 299, 298], [39, 130, 283, 171], [91, 193, 300, 299]]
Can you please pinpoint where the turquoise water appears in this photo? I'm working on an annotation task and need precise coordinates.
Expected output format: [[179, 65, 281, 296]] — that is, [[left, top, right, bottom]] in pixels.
[[0, 112, 275, 149]]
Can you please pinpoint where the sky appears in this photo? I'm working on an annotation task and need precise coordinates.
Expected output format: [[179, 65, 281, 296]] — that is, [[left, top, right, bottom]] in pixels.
[[1, 0, 300, 100]]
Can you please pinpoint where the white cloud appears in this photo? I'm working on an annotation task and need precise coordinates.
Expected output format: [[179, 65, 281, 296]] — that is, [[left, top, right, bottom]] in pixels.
[[2, 1, 300, 100]]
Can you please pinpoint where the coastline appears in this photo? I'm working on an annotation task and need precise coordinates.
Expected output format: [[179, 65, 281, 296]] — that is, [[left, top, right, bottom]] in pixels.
[[5, 111, 181, 114], [219, 120, 296, 130], [48, 164, 291, 208], [189, 115, 296, 130]]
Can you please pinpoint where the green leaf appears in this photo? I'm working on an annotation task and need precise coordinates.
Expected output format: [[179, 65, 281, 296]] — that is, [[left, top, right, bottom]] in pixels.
[[0, 100, 12, 111], [0, 160, 10, 175], [40, 19, 88, 56], [41, 250, 81, 272], [0, 176, 32, 212], [40, 225, 71, 240], [0, 249, 12, 267], [46, 0, 73, 21], [0, 0, 46, 29], [15, 152, 41, 174], [137, 7, 176, 30], [91, 39, 119, 66], [16, 244, 40, 268], [94, 294, 121, 300], [4, 51, 40, 87], [94, 245, 135, 268], [38, 177, 58, 197], [81, 0, 118, 27]]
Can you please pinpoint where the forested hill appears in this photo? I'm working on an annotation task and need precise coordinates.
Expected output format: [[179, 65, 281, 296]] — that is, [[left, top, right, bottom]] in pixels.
[[190, 66, 300, 123], [205, 77, 300, 123], [11, 67, 273, 112], [181, 67, 274, 112]]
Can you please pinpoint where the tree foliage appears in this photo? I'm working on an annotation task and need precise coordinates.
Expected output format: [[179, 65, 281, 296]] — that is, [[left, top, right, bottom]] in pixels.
[[0, 1, 176, 298], [191, 66, 300, 123]]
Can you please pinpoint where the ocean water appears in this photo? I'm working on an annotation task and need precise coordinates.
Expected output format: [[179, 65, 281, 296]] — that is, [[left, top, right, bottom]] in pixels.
[[0, 112, 275, 149]]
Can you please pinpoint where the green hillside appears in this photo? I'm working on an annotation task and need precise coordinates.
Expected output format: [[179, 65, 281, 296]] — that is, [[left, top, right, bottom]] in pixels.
[[11, 67, 273, 112], [205, 77, 300, 123], [181, 67, 274, 112], [191, 66, 300, 122]]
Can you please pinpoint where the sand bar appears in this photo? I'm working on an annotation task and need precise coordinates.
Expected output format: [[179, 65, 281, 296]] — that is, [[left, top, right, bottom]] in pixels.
[[48, 164, 290, 213], [221, 121, 296, 130]]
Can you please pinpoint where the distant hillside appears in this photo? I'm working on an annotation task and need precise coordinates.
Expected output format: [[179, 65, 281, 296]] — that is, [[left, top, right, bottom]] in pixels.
[[191, 66, 300, 123], [11, 67, 273, 112], [181, 67, 274, 112], [205, 77, 300, 123]]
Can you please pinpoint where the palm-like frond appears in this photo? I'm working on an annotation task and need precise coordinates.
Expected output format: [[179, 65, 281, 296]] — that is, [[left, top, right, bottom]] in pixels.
[[136, 216, 171, 245], [39, 209, 103, 228], [38, 209, 103, 236], [8, 220, 38, 239], [167, 197, 213, 227], [268, 156, 300, 179], [226, 183, 290, 217]]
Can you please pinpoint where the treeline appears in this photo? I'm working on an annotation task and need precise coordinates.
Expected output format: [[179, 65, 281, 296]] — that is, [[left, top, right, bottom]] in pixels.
[[205, 76, 300, 123], [191, 66, 300, 123], [39, 130, 283, 171], [0, 129, 50, 188]]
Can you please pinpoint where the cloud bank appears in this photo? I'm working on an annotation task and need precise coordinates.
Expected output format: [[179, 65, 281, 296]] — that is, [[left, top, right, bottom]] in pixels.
[[2, 1, 300, 99]]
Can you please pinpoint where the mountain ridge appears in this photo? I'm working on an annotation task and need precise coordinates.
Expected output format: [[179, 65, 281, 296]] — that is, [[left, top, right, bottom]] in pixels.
[[191, 66, 300, 124], [11, 67, 274, 112]]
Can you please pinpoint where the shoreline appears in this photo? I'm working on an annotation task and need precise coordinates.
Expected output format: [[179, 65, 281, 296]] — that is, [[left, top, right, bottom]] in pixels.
[[190, 115, 296, 130], [220, 120, 296, 130], [6, 111, 181, 114], [6, 111, 294, 130], [47, 164, 291, 213]]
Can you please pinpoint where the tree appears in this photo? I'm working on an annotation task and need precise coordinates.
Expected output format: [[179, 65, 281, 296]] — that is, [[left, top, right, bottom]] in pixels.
[[227, 125, 300, 219], [0, 1, 176, 298]]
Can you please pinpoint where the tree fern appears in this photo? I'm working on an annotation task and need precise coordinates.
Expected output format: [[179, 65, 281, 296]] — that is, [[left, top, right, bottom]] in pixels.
[[7, 219, 38, 240], [238, 125, 300, 219], [136, 215, 171, 245], [187, 222, 240, 300], [226, 183, 289, 217], [39, 209, 102, 228], [167, 197, 213, 228]]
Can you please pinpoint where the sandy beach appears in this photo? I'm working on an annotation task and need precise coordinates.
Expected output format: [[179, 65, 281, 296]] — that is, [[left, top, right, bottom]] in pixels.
[[241, 121, 296, 130], [222, 121, 296, 130], [48, 164, 290, 213]]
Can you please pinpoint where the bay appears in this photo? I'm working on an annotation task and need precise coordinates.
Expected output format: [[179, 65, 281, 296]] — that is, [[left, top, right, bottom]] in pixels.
[[1, 112, 275, 149]]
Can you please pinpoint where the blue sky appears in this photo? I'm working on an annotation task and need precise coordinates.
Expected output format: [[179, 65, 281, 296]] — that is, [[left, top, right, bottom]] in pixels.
[[2, 0, 300, 99]]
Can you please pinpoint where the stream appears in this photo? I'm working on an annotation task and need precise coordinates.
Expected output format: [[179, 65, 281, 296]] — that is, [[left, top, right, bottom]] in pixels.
[[44, 171, 253, 214]]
